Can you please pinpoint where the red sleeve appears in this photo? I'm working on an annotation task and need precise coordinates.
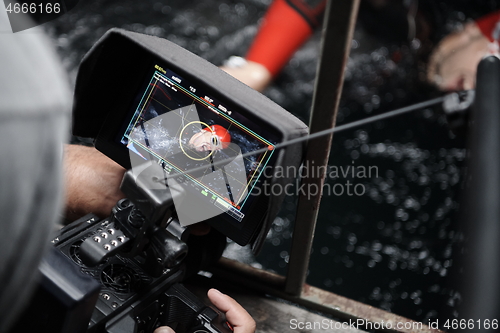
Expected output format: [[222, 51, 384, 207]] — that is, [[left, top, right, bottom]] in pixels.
[[476, 10, 500, 42], [246, 0, 326, 77]]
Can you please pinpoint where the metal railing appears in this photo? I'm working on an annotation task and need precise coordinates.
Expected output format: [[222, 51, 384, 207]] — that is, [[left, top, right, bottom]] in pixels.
[[211, 1, 443, 332]]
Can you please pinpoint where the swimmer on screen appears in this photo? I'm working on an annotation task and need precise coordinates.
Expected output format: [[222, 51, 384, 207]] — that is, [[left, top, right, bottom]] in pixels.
[[188, 124, 231, 152]]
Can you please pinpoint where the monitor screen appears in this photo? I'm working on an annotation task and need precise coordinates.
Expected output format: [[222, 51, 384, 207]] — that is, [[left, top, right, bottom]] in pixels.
[[117, 64, 280, 228], [77, 29, 307, 248]]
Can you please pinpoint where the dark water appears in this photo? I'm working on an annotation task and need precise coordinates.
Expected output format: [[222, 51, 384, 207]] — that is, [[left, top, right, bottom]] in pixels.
[[41, 0, 495, 325]]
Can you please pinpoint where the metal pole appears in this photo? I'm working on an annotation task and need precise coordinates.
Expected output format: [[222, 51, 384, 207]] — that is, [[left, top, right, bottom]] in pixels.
[[285, 0, 360, 295], [457, 56, 500, 323]]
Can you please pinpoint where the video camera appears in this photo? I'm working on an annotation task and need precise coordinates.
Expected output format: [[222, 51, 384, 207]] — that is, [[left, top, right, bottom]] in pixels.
[[14, 29, 308, 333]]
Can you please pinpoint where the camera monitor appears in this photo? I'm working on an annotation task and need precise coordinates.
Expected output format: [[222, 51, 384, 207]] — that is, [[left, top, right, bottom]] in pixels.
[[72, 29, 308, 252]]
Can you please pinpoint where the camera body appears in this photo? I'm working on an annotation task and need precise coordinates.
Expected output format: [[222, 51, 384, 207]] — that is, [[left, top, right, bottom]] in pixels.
[[52, 216, 229, 333], [15, 28, 308, 333], [14, 164, 230, 333]]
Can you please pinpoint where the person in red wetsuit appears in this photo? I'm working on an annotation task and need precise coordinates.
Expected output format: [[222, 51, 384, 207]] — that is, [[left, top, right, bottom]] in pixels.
[[221, 0, 500, 92], [221, 0, 325, 92]]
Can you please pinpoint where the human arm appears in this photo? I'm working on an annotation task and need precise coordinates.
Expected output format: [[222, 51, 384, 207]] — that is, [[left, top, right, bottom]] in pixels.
[[63, 144, 126, 221]]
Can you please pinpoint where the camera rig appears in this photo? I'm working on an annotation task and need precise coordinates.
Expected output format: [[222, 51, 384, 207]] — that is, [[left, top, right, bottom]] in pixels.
[[78, 162, 188, 274], [72, 28, 308, 252], [14, 162, 231, 333], [14, 28, 308, 333]]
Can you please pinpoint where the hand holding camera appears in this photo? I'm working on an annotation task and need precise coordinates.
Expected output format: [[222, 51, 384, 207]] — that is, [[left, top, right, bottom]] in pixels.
[[155, 289, 256, 333]]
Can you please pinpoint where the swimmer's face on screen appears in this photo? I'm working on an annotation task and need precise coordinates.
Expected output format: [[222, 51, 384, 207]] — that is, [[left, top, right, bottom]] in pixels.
[[188, 125, 231, 152]]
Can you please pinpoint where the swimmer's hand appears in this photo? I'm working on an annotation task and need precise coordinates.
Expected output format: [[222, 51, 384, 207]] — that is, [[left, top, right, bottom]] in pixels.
[[220, 58, 272, 93]]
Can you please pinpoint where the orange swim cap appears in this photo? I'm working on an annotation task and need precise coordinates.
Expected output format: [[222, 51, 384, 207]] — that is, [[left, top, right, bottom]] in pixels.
[[203, 125, 231, 149]]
